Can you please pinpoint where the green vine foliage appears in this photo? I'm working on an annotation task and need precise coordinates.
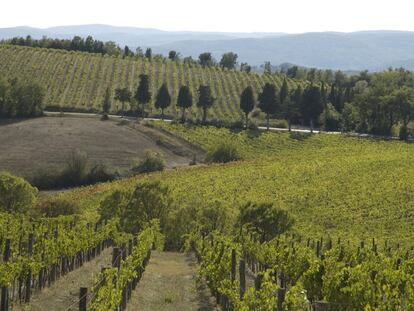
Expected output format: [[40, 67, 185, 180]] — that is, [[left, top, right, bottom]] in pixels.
[[89, 220, 163, 311], [189, 230, 414, 310], [0, 212, 117, 287]]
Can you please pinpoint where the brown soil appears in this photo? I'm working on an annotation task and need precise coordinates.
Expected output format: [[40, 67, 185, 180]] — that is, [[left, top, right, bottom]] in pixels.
[[127, 251, 218, 311], [0, 116, 203, 178]]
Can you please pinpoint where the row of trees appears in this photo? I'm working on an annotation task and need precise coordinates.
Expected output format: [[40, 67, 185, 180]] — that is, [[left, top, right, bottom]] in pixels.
[[3, 35, 124, 56], [0, 78, 45, 117], [240, 80, 325, 132], [3, 36, 246, 71], [108, 70, 413, 139], [106, 74, 215, 122]]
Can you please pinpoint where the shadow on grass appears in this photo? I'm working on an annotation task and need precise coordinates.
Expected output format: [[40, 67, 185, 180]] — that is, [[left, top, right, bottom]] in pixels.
[[184, 253, 218, 311], [0, 117, 32, 126]]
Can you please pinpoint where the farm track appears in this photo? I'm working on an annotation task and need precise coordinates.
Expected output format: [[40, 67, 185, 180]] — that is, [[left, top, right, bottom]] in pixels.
[[126, 251, 218, 311]]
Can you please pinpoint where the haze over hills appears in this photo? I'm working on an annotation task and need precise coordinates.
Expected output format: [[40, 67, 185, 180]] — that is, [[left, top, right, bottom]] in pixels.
[[2, 24, 414, 71]]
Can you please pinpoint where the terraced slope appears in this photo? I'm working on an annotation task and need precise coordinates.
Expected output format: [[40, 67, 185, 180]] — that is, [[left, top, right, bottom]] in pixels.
[[0, 45, 305, 121]]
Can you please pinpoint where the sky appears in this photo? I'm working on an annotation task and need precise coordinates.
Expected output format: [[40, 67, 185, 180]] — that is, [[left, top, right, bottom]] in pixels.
[[1, 0, 414, 33]]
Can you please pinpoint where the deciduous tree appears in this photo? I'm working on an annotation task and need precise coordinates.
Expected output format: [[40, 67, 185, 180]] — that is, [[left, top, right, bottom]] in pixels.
[[220, 52, 238, 69], [114, 87, 132, 113], [0, 172, 38, 214]]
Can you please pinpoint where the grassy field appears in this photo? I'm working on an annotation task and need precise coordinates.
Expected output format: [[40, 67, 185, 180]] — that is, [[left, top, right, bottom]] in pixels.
[[0, 45, 306, 121], [50, 125, 414, 247], [0, 116, 201, 178]]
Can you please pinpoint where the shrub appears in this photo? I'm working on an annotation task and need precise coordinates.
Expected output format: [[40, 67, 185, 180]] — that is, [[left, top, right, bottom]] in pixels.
[[320, 103, 341, 131], [29, 170, 61, 190], [239, 202, 294, 243], [61, 150, 88, 186], [85, 165, 116, 185], [36, 198, 79, 217], [268, 119, 288, 129], [101, 113, 109, 121], [0, 172, 38, 214], [205, 142, 242, 163], [132, 150, 166, 174], [229, 120, 244, 130], [250, 107, 262, 118], [99, 189, 130, 221], [247, 120, 259, 131], [30, 153, 116, 190], [121, 181, 171, 234]]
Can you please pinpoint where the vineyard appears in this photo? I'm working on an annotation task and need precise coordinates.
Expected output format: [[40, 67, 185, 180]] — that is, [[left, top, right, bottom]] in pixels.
[[0, 45, 305, 121], [0, 209, 162, 311], [189, 229, 414, 310], [52, 127, 414, 247], [2, 125, 414, 309]]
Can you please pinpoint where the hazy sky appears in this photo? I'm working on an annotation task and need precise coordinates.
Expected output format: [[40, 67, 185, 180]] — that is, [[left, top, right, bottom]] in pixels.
[[2, 0, 414, 33]]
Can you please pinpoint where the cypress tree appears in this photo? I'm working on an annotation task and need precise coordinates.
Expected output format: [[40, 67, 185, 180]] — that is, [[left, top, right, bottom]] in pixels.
[[258, 83, 279, 130], [135, 74, 151, 116], [240, 86, 255, 128], [197, 85, 215, 123], [155, 83, 171, 120], [177, 86, 193, 121]]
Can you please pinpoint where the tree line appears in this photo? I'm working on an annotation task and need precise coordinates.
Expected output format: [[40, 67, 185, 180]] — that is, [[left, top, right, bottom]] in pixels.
[[0, 77, 45, 117], [107, 69, 414, 140], [105, 74, 214, 123], [2, 36, 245, 71], [243, 69, 414, 138]]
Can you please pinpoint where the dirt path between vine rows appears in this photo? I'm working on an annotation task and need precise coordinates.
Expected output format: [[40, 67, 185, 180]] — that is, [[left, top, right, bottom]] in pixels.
[[126, 251, 218, 311], [12, 247, 113, 311]]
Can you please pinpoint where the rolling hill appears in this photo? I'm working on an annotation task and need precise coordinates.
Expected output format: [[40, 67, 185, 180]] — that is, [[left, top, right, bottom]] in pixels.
[[0, 116, 201, 178], [0, 44, 303, 121]]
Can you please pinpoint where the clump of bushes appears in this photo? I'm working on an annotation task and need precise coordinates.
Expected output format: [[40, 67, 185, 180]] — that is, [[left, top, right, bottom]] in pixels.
[[132, 150, 166, 174], [30, 150, 116, 190], [0, 77, 45, 117], [205, 142, 242, 164], [247, 120, 259, 131], [239, 202, 294, 243], [99, 181, 171, 235], [0, 172, 38, 214]]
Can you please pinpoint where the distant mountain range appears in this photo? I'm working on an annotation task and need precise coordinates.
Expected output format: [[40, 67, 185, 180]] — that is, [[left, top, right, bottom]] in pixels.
[[2, 24, 414, 71]]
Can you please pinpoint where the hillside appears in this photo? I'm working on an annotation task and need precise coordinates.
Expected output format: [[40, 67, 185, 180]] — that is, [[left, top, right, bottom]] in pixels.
[[52, 127, 414, 247], [0, 116, 201, 178], [0, 45, 302, 121]]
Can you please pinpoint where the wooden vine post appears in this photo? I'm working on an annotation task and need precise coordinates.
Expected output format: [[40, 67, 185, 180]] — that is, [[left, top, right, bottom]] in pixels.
[[79, 287, 87, 311], [1, 239, 11, 311], [239, 259, 246, 300], [231, 249, 236, 282], [25, 234, 34, 303]]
